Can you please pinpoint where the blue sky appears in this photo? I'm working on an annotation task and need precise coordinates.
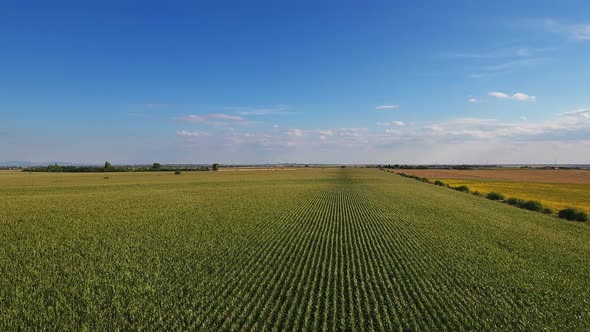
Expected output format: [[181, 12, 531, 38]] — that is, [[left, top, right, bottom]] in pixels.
[[1, 1, 590, 164]]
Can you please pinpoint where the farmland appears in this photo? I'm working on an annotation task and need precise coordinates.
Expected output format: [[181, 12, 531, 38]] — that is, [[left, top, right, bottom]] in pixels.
[[399, 169, 590, 214], [1, 168, 590, 330]]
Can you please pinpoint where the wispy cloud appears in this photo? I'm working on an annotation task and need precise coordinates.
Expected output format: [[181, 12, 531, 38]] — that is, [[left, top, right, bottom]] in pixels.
[[562, 108, 590, 118], [469, 58, 544, 78], [488, 91, 536, 101], [446, 46, 535, 59], [286, 128, 304, 137], [451, 44, 550, 79], [318, 128, 368, 136], [176, 113, 249, 126], [572, 24, 590, 40], [225, 106, 289, 116], [376, 105, 400, 110], [468, 98, 479, 103], [209, 113, 243, 121], [376, 122, 404, 127], [541, 19, 590, 41], [178, 115, 207, 122], [177, 130, 209, 137]]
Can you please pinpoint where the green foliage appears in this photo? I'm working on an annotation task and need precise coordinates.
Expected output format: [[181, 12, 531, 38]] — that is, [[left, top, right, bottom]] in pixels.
[[23, 165, 210, 173], [454, 185, 470, 193], [152, 162, 161, 171], [542, 208, 553, 215], [1, 169, 590, 330], [558, 208, 588, 222], [521, 200, 544, 212], [506, 197, 526, 207], [212, 163, 219, 171], [486, 192, 505, 201], [434, 180, 445, 186], [104, 161, 112, 171], [174, 170, 181, 175], [48, 163, 62, 172]]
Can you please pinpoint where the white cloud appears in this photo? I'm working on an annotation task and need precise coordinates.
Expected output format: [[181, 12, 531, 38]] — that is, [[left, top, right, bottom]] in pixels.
[[512, 92, 536, 101], [540, 19, 590, 41], [469, 58, 544, 79], [319, 129, 334, 136], [488, 91, 510, 99], [287, 128, 304, 137], [225, 106, 289, 116], [488, 91, 536, 101], [177, 115, 207, 122], [177, 113, 243, 122], [521, 116, 527, 121], [176, 130, 209, 137], [165, 108, 590, 164], [562, 108, 590, 118], [572, 24, 590, 40], [448, 118, 498, 126], [446, 46, 545, 60], [468, 98, 479, 103], [326, 128, 367, 136], [376, 105, 400, 110], [377, 121, 404, 127], [176, 113, 249, 126], [208, 113, 243, 121]]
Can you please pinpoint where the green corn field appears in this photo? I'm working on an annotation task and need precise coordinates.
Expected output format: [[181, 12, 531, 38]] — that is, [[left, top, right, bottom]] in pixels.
[[1, 168, 589, 330]]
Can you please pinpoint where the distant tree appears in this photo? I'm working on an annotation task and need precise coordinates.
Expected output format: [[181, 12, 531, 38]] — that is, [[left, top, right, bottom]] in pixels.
[[104, 161, 112, 171], [454, 185, 470, 193], [486, 192, 505, 201], [506, 197, 525, 207], [212, 163, 219, 171], [174, 170, 181, 175], [558, 208, 588, 222], [152, 163, 161, 171], [521, 200, 543, 212], [49, 163, 62, 172]]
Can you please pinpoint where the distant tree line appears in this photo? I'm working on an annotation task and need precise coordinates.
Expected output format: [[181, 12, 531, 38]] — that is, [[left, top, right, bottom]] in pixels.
[[375, 164, 473, 170], [24, 162, 216, 173]]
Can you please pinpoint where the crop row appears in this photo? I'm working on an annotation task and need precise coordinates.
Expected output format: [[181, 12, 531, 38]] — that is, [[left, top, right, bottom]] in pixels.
[[2, 169, 590, 330]]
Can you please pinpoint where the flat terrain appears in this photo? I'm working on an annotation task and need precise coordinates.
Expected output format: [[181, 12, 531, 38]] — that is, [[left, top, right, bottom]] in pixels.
[[399, 169, 590, 214], [397, 168, 590, 183], [1, 169, 590, 330]]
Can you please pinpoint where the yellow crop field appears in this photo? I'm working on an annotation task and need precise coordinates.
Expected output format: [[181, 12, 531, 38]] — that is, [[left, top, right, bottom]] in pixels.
[[398, 169, 590, 215], [437, 179, 590, 215]]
